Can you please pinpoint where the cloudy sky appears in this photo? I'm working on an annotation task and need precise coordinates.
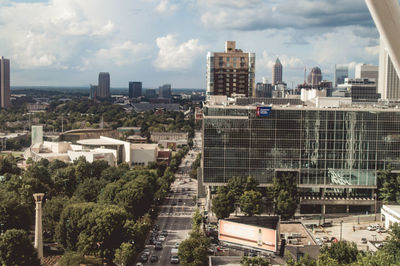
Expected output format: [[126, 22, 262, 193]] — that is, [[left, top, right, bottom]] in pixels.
[[0, 0, 381, 88]]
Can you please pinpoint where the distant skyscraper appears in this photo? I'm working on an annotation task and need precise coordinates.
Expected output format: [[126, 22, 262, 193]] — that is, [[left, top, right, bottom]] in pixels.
[[89, 84, 97, 99], [334, 64, 348, 87], [98, 72, 110, 98], [255, 82, 273, 97], [308, 67, 322, 87], [0, 56, 10, 108], [355, 64, 379, 84], [129, 82, 142, 98], [145, 89, 157, 98], [378, 38, 400, 100], [158, 84, 171, 98], [206, 41, 255, 97], [272, 58, 283, 85]]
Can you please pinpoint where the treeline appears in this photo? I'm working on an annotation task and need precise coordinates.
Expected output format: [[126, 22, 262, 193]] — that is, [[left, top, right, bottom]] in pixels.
[[211, 173, 298, 220], [0, 147, 188, 265]]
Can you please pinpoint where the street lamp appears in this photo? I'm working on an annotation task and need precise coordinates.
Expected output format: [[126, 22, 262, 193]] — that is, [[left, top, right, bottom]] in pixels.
[[340, 220, 343, 241]]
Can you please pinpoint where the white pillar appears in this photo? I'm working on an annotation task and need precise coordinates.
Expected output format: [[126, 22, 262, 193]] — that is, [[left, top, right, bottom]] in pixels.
[[33, 193, 45, 261], [365, 0, 400, 80]]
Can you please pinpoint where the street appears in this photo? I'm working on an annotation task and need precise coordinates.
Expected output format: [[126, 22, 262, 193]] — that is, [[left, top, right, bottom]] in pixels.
[[138, 132, 201, 265]]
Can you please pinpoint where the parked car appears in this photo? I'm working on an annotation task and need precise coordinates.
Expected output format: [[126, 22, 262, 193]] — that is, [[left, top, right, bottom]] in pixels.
[[170, 255, 180, 264], [321, 222, 332, 227], [161, 230, 168, 236], [377, 228, 387, 233], [158, 235, 166, 242], [136, 263, 143, 266], [367, 225, 376, 231], [361, 238, 367, 244], [174, 242, 180, 248]]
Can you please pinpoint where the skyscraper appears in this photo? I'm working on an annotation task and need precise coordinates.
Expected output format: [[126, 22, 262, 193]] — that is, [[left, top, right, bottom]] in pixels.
[[158, 84, 171, 98], [272, 58, 283, 85], [98, 72, 110, 98], [334, 64, 348, 87], [89, 84, 97, 99], [0, 56, 11, 109], [308, 67, 322, 87], [355, 64, 379, 84], [129, 82, 142, 98], [206, 41, 255, 97], [378, 38, 400, 100]]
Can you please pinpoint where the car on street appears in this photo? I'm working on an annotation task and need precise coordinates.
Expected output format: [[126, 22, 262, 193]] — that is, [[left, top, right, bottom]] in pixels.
[[140, 254, 148, 262], [155, 242, 163, 250], [158, 235, 166, 242], [161, 230, 168, 236], [150, 255, 159, 262], [361, 237, 367, 244], [143, 248, 150, 256], [136, 263, 143, 266], [170, 255, 180, 264], [377, 228, 387, 233], [174, 242, 180, 248]]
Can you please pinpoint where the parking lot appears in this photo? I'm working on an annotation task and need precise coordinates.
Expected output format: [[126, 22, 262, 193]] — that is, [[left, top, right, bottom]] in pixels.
[[304, 215, 389, 250]]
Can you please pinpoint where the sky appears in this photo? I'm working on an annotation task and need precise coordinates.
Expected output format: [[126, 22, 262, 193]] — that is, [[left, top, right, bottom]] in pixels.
[[0, 0, 382, 88]]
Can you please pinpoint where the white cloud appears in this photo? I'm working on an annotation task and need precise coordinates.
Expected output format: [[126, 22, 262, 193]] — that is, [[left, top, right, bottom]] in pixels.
[[154, 34, 206, 70], [155, 0, 178, 14], [198, 0, 372, 31], [0, 0, 117, 69], [96, 41, 147, 66], [311, 26, 378, 66]]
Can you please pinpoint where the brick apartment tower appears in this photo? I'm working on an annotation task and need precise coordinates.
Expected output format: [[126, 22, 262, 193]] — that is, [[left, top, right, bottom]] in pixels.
[[206, 41, 255, 97]]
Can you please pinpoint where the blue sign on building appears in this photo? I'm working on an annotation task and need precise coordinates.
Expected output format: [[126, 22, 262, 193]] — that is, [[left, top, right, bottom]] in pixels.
[[256, 106, 272, 117]]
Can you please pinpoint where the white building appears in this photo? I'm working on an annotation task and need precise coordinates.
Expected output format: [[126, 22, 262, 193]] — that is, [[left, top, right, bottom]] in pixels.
[[355, 64, 379, 83], [381, 205, 400, 229]]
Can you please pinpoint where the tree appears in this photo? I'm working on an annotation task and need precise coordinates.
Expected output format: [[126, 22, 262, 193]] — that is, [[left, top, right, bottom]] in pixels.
[[318, 241, 360, 265], [192, 209, 202, 230], [0, 191, 32, 231], [0, 229, 41, 266], [381, 222, 400, 262], [240, 190, 263, 217], [178, 229, 210, 266], [58, 251, 102, 266], [240, 256, 269, 266], [73, 178, 108, 202], [275, 190, 297, 220], [287, 254, 316, 266], [0, 155, 20, 175], [227, 176, 258, 203], [378, 167, 400, 204], [43, 196, 69, 240], [56, 203, 131, 262], [113, 242, 136, 266], [273, 172, 298, 220], [211, 187, 235, 220]]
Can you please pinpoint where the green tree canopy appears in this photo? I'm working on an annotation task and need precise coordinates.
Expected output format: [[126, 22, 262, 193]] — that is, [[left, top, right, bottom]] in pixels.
[[318, 241, 360, 265], [211, 186, 235, 220], [0, 229, 41, 266], [240, 190, 263, 217]]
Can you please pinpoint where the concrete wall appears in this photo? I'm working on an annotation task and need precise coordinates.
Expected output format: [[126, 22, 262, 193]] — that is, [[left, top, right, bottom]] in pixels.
[[131, 147, 157, 166]]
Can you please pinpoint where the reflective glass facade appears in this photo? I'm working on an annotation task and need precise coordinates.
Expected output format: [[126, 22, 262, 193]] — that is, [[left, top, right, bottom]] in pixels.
[[203, 105, 400, 189]]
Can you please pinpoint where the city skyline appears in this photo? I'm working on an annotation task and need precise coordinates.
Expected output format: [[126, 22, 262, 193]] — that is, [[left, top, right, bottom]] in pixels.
[[1, 0, 380, 88]]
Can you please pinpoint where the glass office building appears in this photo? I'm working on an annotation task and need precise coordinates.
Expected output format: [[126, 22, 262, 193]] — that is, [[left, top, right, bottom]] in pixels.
[[202, 103, 400, 213]]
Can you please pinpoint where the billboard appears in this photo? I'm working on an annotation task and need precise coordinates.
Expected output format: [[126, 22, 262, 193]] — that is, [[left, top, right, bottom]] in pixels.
[[31, 125, 43, 145], [256, 106, 272, 117], [219, 220, 277, 252]]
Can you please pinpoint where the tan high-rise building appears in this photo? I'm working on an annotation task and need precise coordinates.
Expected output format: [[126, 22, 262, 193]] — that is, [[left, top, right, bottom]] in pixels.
[[0, 57, 11, 108], [272, 58, 283, 85], [206, 41, 255, 97]]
